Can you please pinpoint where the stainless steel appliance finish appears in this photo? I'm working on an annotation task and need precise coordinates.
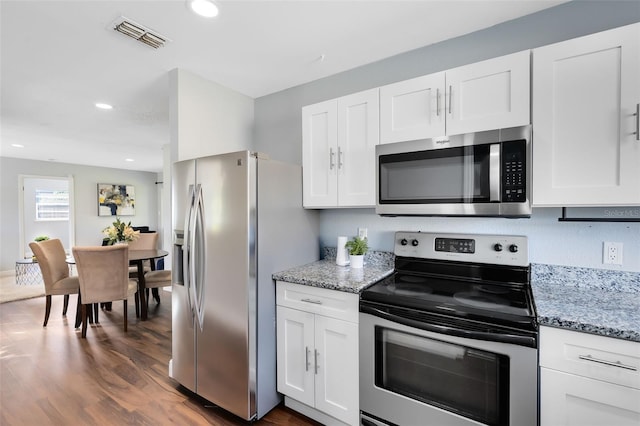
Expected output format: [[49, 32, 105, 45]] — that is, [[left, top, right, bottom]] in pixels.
[[360, 232, 538, 426], [170, 151, 319, 421], [375, 125, 531, 217]]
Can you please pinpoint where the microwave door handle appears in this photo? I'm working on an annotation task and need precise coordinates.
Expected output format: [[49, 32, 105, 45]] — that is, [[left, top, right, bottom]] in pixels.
[[489, 144, 501, 202]]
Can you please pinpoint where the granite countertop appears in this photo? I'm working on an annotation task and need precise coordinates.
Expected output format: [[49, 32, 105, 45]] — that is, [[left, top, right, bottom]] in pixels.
[[272, 249, 395, 294], [532, 264, 640, 342], [273, 250, 640, 343]]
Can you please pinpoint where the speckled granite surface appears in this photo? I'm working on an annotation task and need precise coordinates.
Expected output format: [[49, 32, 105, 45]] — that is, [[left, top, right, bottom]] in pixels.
[[532, 264, 640, 342], [272, 249, 394, 294], [274, 252, 640, 343]]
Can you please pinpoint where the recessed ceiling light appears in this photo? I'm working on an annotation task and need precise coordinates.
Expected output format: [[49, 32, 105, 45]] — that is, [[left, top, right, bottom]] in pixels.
[[11, 143, 24, 148], [125, 158, 135, 162], [187, 0, 219, 18], [95, 103, 113, 110]]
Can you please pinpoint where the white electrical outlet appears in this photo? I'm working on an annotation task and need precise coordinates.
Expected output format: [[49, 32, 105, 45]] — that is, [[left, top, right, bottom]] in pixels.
[[603, 242, 623, 265], [358, 227, 368, 239]]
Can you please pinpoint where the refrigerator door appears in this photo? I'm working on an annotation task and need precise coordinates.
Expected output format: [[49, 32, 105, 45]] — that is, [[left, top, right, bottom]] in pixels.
[[171, 159, 196, 392], [195, 151, 256, 420]]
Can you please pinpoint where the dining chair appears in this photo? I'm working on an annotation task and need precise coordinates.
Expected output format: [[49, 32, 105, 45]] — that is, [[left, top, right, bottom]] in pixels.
[[72, 244, 138, 338], [127, 232, 158, 275], [127, 231, 161, 304], [142, 269, 171, 310], [29, 239, 80, 327]]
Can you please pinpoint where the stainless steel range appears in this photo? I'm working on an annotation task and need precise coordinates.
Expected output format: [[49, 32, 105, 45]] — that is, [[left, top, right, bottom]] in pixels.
[[360, 232, 538, 426]]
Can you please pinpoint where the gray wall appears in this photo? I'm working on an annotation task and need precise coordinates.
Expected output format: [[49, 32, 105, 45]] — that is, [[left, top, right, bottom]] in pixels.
[[254, 1, 640, 272], [1, 157, 159, 271]]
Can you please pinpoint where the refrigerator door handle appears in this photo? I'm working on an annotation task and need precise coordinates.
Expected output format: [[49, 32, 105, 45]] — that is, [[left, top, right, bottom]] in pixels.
[[191, 184, 206, 331], [183, 184, 196, 317]]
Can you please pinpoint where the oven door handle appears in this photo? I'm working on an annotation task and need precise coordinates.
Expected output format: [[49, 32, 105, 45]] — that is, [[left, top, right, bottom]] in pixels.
[[362, 305, 536, 348]]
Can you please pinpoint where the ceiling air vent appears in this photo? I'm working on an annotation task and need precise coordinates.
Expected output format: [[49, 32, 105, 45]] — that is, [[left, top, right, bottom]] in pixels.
[[111, 16, 170, 49]]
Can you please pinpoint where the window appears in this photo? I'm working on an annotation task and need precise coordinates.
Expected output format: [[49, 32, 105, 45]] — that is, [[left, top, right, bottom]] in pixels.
[[35, 190, 69, 221]]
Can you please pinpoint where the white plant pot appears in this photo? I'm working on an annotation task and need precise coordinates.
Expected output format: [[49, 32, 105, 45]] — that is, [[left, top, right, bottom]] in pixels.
[[350, 254, 364, 269]]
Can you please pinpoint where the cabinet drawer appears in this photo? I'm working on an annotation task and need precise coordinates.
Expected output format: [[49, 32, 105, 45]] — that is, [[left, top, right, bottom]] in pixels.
[[540, 326, 640, 389], [276, 281, 359, 323], [540, 368, 640, 426]]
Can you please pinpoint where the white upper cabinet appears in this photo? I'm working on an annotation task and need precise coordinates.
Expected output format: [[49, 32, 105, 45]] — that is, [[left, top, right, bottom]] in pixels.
[[302, 100, 338, 207], [380, 50, 530, 144], [532, 23, 640, 206], [380, 72, 445, 143], [302, 88, 379, 208], [446, 50, 531, 136]]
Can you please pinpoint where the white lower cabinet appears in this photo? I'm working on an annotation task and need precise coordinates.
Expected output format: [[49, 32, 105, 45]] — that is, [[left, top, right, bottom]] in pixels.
[[276, 281, 359, 426], [539, 326, 640, 426]]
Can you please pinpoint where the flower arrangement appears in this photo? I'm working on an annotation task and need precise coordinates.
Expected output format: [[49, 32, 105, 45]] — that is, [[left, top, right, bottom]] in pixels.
[[102, 217, 140, 245]]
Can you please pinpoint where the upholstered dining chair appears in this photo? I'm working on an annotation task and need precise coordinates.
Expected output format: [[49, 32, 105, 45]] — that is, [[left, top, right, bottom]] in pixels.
[[142, 269, 171, 310], [29, 239, 80, 327], [127, 232, 158, 275], [72, 245, 138, 338], [127, 231, 162, 305]]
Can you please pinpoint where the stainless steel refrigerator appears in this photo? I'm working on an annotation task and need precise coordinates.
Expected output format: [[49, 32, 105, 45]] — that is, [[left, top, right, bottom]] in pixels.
[[169, 151, 319, 420]]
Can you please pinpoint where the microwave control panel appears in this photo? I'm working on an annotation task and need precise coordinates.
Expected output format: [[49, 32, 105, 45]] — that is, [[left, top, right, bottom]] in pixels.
[[502, 140, 526, 202]]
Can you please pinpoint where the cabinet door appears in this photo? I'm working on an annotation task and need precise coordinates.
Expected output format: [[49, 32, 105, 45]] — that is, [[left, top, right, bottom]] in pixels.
[[446, 50, 530, 136], [540, 368, 640, 426], [337, 89, 379, 207], [313, 315, 359, 426], [302, 100, 338, 207], [380, 72, 445, 143], [532, 23, 640, 206], [276, 306, 315, 408]]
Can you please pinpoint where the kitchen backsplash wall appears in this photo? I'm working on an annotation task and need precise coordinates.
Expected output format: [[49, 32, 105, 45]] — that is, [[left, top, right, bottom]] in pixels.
[[319, 208, 639, 272]]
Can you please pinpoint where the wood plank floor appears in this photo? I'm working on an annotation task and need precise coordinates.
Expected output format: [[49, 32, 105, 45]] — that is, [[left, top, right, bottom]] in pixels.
[[0, 292, 322, 425]]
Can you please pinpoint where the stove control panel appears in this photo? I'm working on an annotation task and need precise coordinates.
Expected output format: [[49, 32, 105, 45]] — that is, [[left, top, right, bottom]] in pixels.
[[435, 238, 475, 254], [395, 231, 529, 266]]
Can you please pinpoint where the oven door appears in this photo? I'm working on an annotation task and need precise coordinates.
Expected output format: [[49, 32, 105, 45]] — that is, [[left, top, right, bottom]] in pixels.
[[359, 310, 538, 426]]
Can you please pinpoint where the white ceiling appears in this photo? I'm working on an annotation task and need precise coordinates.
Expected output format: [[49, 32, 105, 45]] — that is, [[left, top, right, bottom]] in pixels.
[[0, 0, 566, 173]]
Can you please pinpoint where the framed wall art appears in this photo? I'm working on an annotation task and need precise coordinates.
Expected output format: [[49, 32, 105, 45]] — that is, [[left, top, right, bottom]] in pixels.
[[98, 183, 135, 216]]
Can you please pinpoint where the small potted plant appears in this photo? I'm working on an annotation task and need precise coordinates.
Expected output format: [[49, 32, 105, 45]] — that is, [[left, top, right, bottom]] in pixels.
[[345, 236, 368, 269]]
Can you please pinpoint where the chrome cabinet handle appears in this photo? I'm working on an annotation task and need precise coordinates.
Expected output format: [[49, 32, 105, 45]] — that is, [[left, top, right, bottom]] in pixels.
[[634, 103, 639, 141], [578, 354, 637, 371], [305, 347, 310, 371], [436, 88, 440, 116], [314, 349, 319, 374], [329, 148, 335, 170], [301, 298, 322, 305], [448, 85, 452, 114], [338, 147, 343, 169]]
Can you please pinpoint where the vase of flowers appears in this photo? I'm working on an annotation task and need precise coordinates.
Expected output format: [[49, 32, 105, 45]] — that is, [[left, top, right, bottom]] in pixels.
[[102, 217, 140, 245]]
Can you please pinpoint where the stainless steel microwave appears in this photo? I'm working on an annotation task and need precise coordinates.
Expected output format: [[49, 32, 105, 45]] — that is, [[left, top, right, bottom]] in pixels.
[[376, 125, 531, 217]]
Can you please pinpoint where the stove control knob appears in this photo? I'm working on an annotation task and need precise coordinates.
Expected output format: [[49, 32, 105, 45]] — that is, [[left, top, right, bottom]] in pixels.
[[400, 238, 408, 246], [411, 239, 419, 247], [493, 243, 503, 252], [509, 244, 519, 253]]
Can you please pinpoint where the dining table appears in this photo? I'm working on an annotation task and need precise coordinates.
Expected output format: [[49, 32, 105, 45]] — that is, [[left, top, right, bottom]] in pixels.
[[67, 248, 169, 325]]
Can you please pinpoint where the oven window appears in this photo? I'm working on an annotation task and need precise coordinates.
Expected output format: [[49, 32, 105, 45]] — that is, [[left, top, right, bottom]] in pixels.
[[379, 144, 490, 204], [375, 327, 509, 426]]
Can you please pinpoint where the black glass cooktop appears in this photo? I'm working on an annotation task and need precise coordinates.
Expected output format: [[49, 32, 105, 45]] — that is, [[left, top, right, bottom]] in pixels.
[[361, 259, 536, 330]]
